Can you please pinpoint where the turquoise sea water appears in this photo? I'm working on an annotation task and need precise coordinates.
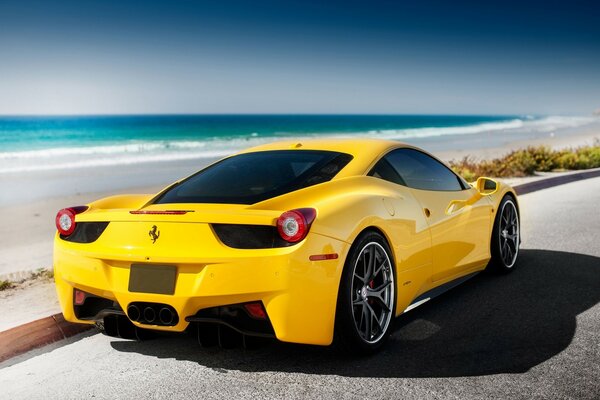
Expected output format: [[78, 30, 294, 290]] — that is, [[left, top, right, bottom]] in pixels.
[[0, 114, 594, 173]]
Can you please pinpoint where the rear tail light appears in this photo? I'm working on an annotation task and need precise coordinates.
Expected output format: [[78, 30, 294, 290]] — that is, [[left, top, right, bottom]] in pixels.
[[276, 208, 316, 243], [55, 206, 88, 236]]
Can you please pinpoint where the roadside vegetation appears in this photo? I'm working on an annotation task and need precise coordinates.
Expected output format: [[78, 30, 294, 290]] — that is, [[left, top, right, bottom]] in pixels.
[[0, 268, 53, 292], [30, 268, 54, 280], [450, 142, 600, 181]]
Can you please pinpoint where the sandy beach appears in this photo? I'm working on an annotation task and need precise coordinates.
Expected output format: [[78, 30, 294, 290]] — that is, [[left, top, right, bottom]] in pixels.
[[0, 125, 598, 281]]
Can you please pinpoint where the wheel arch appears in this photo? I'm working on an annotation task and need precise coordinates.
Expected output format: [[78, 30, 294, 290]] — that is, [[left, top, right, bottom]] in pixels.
[[493, 184, 520, 216], [345, 225, 398, 271], [503, 190, 520, 215], [336, 224, 399, 304]]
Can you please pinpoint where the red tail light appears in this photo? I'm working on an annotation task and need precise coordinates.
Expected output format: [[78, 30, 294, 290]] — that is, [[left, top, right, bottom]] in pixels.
[[276, 208, 316, 243], [55, 206, 88, 236]]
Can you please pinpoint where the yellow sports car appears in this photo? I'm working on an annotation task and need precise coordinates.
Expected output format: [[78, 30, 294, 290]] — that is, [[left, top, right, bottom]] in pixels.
[[54, 139, 520, 353]]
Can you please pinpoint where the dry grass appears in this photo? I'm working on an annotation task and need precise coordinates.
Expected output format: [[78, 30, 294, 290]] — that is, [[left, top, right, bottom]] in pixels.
[[449, 142, 600, 181], [0, 280, 14, 291], [30, 268, 54, 280], [0, 268, 53, 292]]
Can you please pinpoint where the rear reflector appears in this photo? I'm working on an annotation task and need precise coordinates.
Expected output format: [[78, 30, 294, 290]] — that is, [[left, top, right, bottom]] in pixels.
[[129, 210, 193, 215], [74, 289, 86, 305], [243, 302, 267, 320], [309, 253, 339, 261]]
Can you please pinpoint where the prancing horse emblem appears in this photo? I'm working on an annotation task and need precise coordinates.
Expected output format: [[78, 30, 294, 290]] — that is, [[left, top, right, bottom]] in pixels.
[[149, 225, 160, 243]]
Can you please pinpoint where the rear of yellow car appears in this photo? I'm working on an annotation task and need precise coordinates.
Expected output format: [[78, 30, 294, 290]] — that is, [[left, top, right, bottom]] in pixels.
[[53, 147, 359, 346], [54, 208, 350, 345]]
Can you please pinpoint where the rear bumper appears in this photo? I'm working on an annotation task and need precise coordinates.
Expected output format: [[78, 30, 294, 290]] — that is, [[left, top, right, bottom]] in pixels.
[[53, 231, 349, 345]]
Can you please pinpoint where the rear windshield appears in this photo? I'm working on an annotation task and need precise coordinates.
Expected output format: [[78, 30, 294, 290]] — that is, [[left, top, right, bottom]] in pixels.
[[153, 150, 353, 205]]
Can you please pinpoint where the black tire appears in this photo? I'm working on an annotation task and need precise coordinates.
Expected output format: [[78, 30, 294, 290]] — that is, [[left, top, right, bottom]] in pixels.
[[487, 195, 520, 273], [334, 231, 397, 354]]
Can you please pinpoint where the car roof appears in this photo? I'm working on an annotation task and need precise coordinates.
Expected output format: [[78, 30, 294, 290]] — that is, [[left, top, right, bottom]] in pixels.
[[238, 138, 410, 178]]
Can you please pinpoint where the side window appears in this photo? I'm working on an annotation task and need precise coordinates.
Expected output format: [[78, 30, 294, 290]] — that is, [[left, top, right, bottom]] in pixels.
[[370, 148, 465, 191], [367, 157, 406, 186], [386, 148, 464, 191]]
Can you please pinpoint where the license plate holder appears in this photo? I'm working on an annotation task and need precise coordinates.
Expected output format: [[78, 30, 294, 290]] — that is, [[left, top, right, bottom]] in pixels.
[[128, 264, 176, 295]]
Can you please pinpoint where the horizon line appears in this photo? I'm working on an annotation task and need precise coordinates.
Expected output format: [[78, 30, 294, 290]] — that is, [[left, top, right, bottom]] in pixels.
[[0, 112, 573, 118]]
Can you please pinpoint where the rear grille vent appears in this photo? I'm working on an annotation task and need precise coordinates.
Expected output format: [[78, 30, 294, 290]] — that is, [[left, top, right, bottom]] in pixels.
[[61, 222, 109, 243], [212, 224, 293, 249]]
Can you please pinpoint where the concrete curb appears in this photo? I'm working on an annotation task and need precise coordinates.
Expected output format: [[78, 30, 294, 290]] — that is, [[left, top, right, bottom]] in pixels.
[[1, 168, 599, 364], [0, 313, 92, 363]]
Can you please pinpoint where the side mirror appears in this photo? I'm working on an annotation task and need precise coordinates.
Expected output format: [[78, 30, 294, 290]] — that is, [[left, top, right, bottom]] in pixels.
[[475, 177, 498, 196]]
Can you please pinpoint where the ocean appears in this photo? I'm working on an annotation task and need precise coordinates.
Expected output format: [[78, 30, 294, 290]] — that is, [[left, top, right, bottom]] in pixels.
[[0, 114, 595, 174]]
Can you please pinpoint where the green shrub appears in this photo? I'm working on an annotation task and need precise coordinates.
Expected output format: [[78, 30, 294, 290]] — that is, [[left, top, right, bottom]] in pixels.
[[555, 152, 579, 170], [577, 147, 600, 168], [449, 143, 600, 178]]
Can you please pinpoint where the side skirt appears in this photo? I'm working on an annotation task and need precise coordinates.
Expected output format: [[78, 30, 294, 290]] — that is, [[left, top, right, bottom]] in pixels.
[[403, 271, 479, 313]]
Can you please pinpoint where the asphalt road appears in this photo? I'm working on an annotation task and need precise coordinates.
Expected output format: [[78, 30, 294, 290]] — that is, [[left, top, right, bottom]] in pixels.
[[1, 178, 599, 399]]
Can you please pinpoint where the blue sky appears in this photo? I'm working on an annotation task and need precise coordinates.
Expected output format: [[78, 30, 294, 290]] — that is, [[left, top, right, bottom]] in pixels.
[[0, 0, 598, 115]]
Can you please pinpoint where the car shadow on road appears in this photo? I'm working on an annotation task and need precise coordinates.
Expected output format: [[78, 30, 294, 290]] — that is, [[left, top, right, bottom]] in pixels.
[[111, 249, 600, 378]]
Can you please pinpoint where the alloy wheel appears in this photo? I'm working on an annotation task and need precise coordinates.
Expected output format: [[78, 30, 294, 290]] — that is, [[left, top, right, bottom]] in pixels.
[[499, 200, 520, 268], [351, 242, 394, 344]]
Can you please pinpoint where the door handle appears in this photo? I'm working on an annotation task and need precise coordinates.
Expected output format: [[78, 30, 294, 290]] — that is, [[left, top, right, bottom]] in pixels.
[[423, 208, 431, 218], [446, 200, 468, 215]]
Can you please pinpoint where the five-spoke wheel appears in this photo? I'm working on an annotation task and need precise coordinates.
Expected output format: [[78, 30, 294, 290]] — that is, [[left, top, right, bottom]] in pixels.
[[489, 196, 520, 272], [335, 231, 396, 353], [351, 242, 394, 343]]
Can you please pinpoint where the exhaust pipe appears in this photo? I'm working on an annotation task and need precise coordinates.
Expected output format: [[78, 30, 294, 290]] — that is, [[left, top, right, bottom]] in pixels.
[[127, 302, 177, 326], [159, 307, 174, 325], [143, 307, 156, 323], [127, 304, 140, 322]]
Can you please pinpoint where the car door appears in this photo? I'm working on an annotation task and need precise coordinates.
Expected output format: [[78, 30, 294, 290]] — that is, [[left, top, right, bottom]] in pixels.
[[368, 156, 433, 273], [383, 148, 492, 282]]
